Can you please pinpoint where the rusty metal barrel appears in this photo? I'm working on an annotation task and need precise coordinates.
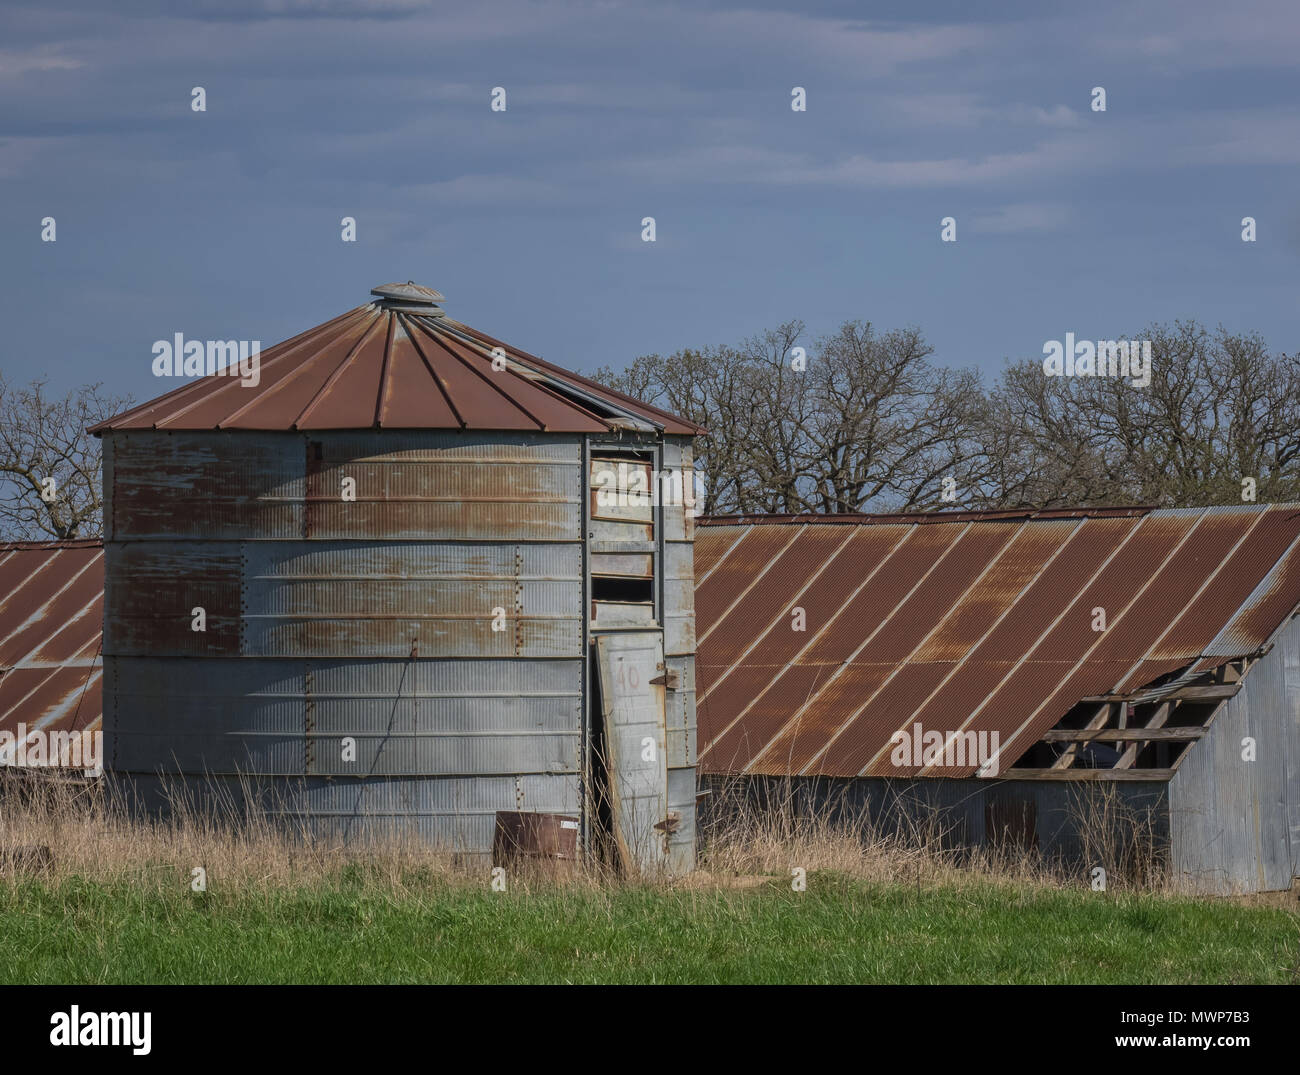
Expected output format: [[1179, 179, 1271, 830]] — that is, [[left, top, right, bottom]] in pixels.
[[493, 810, 580, 872]]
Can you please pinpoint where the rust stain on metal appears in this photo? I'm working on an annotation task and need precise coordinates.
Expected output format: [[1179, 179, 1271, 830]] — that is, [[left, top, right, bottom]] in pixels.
[[700, 526, 847, 665], [695, 505, 1300, 778], [1205, 506, 1300, 656], [493, 810, 580, 871], [0, 541, 103, 763], [304, 665, 315, 775], [695, 525, 804, 639], [1149, 505, 1300, 660], [912, 520, 1076, 663], [104, 544, 240, 657]]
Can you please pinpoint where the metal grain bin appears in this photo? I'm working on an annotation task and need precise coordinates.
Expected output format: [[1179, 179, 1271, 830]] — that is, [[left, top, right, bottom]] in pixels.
[[91, 283, 704, 873]]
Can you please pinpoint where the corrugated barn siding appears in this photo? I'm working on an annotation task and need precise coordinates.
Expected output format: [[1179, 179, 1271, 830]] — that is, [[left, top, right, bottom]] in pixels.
[[1169, 612, 1300, 894], [699, 774, 1169, 869], [103, 429, 585, 854]]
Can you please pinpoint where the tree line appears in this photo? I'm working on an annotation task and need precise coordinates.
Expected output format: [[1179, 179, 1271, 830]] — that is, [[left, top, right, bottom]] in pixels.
[[593, 319, 1300, 516]]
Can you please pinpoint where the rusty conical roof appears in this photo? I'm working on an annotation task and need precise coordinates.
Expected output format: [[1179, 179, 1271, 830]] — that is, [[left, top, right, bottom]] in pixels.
[[90, 284, 704, 435]]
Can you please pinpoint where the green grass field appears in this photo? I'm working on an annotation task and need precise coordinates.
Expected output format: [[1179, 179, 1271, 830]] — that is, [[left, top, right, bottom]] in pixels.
[[3, 872, 1297, 984]]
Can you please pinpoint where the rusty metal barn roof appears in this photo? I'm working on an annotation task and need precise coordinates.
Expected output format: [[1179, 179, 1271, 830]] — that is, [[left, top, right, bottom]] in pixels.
[[89, 283, 704, 436], [694, 504, 1300, 779], [0, 540, 103, 767]]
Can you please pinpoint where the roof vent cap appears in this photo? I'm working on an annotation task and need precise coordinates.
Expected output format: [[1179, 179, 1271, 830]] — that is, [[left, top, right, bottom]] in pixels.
[[370, 281, 446, 313]]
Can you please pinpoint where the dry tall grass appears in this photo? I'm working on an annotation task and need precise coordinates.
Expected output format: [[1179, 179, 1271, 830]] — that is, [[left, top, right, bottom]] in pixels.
[[1064, 782, 1168, 890], [699, 774, 1059, 893], [1, 769, 1172, 898], [0, 771, 469, 898], [698, 773, 1171, 894]]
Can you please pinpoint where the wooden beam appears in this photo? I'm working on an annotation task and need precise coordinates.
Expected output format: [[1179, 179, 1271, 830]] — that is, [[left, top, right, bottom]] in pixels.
[[1049, 702, 1115, 770], [1000, 768, 1175, 782], [1166, 684, 1239, 701], [1040, 727, 1204, 742], [1116, 700, 1172, 769], [1083, 683, 1240, 705]]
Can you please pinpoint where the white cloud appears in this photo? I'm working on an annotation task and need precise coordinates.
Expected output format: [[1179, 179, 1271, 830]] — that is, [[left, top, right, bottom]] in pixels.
[[889, 95, 1085, 130], [609, 135, 1095, 190], [696, 10, 990, 69], [0, 49, 84, 77], [969, 203, 1072, 234]]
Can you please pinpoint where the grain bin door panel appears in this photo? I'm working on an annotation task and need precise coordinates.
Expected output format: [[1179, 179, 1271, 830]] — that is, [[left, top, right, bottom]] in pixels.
[[596, 632, 669, 875]]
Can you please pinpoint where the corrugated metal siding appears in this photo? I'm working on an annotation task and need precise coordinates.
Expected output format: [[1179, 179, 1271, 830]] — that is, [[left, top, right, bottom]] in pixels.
[[110, 432, 306, 540], [242, 542, 581, 659], [104, 426, 698, 865], [113, 771, 582, 855], [103, 430, 587, 856], [109, 431, 582, 542], [696, 505, 1300, 779], [106, 544, 582, 659], [1169, 611, 1300, 894], [109, 657, 581, 776], [305, 433, 581, 541], [105, 543, 241, 656], [699, 774, 1168, 865]]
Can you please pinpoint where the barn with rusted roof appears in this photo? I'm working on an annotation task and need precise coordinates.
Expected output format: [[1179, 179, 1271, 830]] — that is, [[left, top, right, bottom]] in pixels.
[[695, 506, 1300, 894]]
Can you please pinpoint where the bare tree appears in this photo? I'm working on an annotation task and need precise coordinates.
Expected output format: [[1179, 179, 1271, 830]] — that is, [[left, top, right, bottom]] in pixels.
[[976, 322, 1300, 508], [594, 319, 984, 514], [801, 321, 990, 512], [595, 333, 792, 516], [0, 377, 132, 540]]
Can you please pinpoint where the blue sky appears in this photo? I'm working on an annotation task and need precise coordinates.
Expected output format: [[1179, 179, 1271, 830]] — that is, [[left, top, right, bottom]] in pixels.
[[2, 0, 1296, 400]]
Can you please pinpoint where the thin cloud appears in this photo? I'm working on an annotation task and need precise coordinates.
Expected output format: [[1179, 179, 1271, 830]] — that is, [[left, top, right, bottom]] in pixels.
[[970, 203, 1072, 234], [0, 49, 84, 77]]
